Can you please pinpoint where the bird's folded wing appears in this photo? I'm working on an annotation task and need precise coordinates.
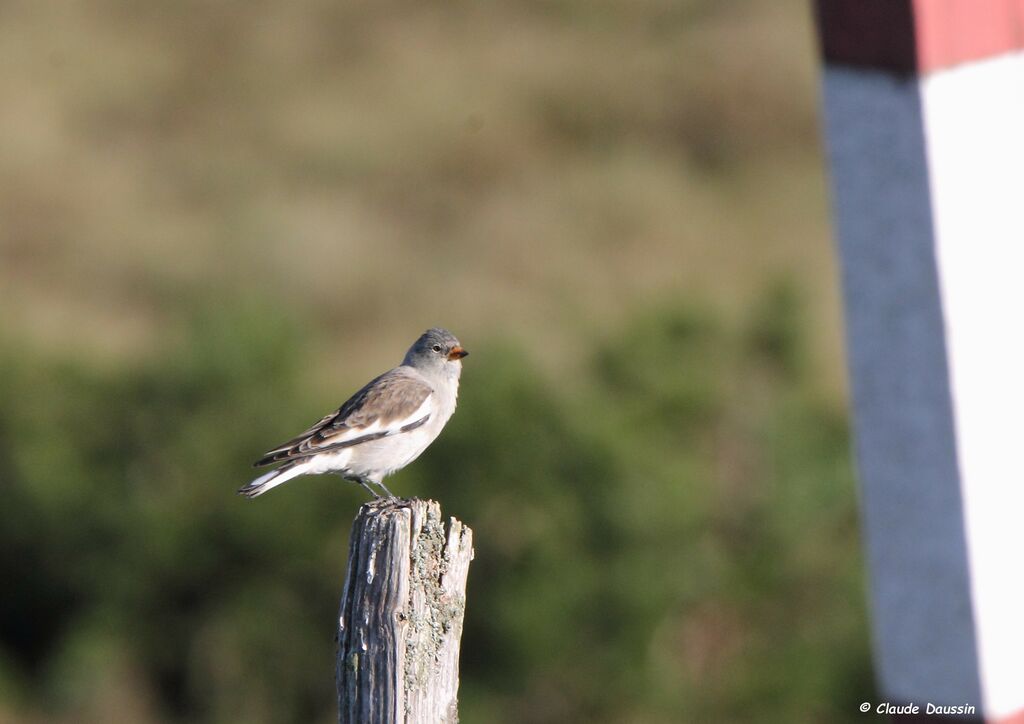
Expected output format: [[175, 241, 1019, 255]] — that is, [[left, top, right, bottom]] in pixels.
[[254, 367, 434, 467]]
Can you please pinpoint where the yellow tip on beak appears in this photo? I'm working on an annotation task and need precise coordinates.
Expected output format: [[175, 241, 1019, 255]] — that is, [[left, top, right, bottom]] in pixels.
[[448, 347, 468, 360]]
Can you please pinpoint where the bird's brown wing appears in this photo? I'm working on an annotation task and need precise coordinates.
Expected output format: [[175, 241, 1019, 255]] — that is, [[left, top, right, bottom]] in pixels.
[[253, 367, 434, 467]]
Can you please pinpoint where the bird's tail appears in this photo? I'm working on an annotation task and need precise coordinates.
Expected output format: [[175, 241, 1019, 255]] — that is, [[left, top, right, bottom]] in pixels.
[[238, 461, 310, 498]]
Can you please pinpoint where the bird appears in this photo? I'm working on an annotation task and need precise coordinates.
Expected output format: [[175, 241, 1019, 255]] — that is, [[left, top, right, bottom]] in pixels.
[[239, 328, 467, 500]]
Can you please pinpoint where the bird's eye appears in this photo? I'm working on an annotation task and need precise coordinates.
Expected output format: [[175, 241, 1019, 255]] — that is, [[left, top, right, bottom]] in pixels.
[[432, 344, 442, 352]]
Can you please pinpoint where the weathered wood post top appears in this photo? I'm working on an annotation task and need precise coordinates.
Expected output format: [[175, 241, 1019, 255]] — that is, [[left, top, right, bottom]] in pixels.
[[336, 498, 474, 724]]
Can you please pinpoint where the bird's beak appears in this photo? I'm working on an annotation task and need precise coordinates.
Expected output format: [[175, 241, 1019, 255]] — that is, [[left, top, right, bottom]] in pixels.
[[448, 346, 468, 360]]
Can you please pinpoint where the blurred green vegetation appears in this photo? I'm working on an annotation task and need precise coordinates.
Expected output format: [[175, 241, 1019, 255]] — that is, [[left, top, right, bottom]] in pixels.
[[0, 288, 872, 723]]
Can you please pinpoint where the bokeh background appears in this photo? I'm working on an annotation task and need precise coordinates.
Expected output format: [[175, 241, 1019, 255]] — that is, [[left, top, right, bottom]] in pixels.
[[0, 0, 875, 722]]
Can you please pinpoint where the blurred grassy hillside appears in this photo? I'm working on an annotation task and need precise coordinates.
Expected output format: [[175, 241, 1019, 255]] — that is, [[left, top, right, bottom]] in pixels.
[[0, 0, 842, 390], [0, 0, 870, 722]]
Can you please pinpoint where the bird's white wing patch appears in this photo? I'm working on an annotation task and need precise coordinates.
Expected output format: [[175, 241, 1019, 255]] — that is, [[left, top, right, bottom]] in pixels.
[[301, 393, 434, 454], [388, 394, 434, 432]]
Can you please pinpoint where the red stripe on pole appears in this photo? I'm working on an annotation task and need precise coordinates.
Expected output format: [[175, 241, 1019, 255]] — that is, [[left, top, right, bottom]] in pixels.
[[916, 0, 1024, 72], [816, 0, 1024, 73]]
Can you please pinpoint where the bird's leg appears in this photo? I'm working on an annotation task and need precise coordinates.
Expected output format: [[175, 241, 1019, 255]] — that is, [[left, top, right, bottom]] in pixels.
[[375, 479, 399, 501], [343, 474, 379, 499]]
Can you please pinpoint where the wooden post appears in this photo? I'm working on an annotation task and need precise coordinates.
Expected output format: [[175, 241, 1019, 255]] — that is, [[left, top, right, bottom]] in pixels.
[[336, 498, 474, 724]]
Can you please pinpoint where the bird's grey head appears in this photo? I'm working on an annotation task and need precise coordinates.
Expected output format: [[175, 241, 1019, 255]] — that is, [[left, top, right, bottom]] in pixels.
[[403, 328, 468, 377]]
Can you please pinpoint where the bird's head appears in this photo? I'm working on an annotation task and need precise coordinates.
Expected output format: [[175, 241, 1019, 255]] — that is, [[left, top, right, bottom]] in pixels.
[[403, 328, 468, 377]]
